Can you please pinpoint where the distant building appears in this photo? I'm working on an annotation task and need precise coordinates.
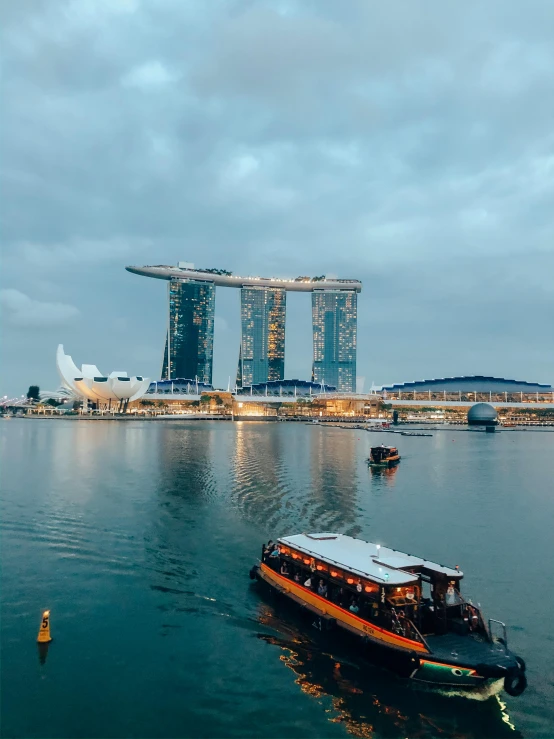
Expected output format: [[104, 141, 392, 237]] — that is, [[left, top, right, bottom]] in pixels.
[[126, 264, 362, 391], [378, 376, 553, 395], [161, 278, 215, 384], [56, 345, 150, 407], [312, 289, 357, 392], [145, 378, 213, 397], [467, 402, 498, 426], [237, 286, 286, 387], [235, 379, 336, 397]]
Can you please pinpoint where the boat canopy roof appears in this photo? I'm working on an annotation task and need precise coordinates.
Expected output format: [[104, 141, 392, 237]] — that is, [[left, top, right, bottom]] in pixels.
[[278, 533, 462, 586]]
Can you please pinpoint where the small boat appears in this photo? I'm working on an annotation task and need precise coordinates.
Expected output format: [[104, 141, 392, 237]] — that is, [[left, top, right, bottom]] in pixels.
[[368, 445, 400, 467], [400, 432, 433, 437], [250, 533, 527, 696]]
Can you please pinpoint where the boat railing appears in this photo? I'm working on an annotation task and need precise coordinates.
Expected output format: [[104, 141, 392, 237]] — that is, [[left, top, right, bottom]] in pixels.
[[406, 618, 431, 651], [386, 610, 429, 649], [446, 591, 492, 641], [488, 618, 508, 649]]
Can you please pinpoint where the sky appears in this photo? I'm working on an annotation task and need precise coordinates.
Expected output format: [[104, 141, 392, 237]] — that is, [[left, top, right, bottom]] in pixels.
[[2, 0, 553, 396]]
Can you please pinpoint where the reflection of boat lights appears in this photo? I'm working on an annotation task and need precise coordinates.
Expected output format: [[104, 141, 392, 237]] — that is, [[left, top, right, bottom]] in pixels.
[[497, 695, 516, 731]]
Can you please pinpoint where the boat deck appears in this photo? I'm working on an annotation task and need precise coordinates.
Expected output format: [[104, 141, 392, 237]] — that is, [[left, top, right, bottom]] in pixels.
[[425, 632, 515, 668]]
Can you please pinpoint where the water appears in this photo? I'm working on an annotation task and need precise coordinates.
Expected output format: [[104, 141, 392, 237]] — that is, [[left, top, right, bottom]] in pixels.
[[1, 419, 553, 738]]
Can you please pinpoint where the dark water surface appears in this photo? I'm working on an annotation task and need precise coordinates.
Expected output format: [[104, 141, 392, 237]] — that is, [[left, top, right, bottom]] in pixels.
[[1, 419, 553, 738]]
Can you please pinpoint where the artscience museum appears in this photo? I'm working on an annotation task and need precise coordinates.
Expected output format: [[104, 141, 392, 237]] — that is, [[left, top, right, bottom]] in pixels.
[[56, 345, 150, 409]]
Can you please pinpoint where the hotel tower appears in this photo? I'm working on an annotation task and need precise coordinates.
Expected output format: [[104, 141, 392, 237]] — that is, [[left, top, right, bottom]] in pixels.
[[126, 264, 361, 392]]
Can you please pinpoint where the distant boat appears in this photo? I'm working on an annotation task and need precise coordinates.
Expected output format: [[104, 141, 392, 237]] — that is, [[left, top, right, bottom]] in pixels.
[[368, 445, 401, 467], [400, 432, 433, 437]]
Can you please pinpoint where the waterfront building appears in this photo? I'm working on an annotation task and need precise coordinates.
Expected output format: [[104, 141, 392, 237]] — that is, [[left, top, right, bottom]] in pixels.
[[234, 379, 336, 398], [467, 403, 498, 426], [161, 278, 215, 383], [312, 289, 357, 392], [374, 375, 554, 403], [56, 345, 150, 407], [126, 264, 362, 391], [238, 287, 286, 387]]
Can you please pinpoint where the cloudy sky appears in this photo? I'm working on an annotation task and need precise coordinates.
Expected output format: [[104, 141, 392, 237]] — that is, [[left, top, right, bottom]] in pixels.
[[2, 0, 553, 396]]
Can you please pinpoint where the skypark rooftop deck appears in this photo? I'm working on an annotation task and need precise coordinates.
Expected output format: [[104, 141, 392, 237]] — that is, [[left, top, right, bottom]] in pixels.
[[126, 265, 362, 292]]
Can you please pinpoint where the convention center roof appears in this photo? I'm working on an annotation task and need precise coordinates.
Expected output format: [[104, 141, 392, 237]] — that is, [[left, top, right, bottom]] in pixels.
[[378, 375, 553, 393]]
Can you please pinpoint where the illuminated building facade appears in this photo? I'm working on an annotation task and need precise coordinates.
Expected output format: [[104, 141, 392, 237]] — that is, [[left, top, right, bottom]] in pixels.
[[312, 290, 357, 392], [238, 287, 286, 387], [127, 265, 361, 391], [161, 278, 215, 383]]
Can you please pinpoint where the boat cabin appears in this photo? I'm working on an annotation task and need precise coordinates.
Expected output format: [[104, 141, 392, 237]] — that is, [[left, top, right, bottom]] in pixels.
[[369, 446, 400, 464], [262, 533, 480, 640]]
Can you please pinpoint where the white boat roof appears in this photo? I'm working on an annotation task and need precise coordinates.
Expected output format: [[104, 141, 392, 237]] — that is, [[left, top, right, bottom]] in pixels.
[[279, 533, 462, 586]]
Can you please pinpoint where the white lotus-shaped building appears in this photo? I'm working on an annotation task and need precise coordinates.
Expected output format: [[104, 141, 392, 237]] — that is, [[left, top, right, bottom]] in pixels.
[[56, 345, 150, 405]]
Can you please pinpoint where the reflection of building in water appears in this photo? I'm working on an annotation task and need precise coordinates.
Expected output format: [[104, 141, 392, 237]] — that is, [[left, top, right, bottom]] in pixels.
[[231, 424, 285, 529], [155, 423, 215, 501], [309, 428, 359, 532], [144, 425, 218, 596]]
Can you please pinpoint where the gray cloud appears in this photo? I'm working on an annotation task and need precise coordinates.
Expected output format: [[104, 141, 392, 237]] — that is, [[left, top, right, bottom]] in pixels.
[[1, 0, 553, 393], [1, 289, 80, 328]]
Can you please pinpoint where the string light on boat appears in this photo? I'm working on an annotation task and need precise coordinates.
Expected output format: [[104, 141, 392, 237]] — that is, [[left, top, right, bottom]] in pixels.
[[330, 570, 338, 578]]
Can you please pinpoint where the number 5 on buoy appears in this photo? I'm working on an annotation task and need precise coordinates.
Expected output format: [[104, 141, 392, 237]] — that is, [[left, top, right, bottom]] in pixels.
[[37, 610, 52, 643]]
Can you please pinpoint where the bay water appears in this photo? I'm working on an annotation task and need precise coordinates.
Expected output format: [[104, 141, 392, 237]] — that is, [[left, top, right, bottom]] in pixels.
[[1, 419, 553, 738]]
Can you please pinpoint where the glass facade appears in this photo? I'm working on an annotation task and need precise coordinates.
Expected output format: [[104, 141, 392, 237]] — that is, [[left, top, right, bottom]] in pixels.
[[161, 278, 215, 383], [312, 289, 357, 392], [238, 287, 286, 387]]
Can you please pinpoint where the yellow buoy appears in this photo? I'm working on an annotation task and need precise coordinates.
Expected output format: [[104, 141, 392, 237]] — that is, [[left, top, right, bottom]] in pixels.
[[37, 610, 52, 643]]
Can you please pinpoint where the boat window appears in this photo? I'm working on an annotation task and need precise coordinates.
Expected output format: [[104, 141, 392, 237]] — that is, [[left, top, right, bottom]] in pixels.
[[387, 585, 419, 606]]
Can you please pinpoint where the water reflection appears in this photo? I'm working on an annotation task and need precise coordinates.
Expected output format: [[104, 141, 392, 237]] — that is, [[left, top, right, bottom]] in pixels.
[[231, 423, 291, 531], [231, 424, 363, 536], [368, 464, 399, 488], [257, 599, 521, 739], [37, 641, 50, 666], [309, 428, 360, 535]]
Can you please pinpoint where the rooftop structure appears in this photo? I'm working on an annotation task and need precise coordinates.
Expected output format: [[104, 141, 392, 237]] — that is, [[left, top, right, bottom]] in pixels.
[[145, 378, 213, 396], [235, 379, 336, 397], [126, 265, 362, 292], [377, 375, 553, 393], [279, 533, 462, 586]]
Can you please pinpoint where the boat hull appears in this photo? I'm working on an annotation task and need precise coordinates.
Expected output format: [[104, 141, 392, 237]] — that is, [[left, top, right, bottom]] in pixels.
[[368, 457, 400, 468], [252, 563, 495, 689]]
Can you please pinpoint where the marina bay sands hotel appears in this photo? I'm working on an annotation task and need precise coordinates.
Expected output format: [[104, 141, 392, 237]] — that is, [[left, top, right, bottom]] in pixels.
[[126, 264, 362, 392]]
